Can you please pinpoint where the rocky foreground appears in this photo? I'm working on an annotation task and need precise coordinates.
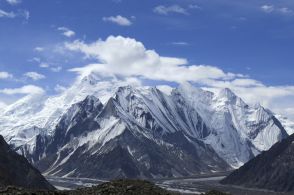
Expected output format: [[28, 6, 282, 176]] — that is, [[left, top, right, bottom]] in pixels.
[[0, 179, 229, 195], [0, 136, 54, 190]]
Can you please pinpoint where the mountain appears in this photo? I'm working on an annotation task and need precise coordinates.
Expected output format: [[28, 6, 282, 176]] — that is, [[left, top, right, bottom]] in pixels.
[[0, 75, 125, 159], [175, 83, 288, 167], [0, 74, 290, 178], [35, 88, 230, 178], [32, 82, 286, 179], [0, 135, 54, 190], [221, 133, 294, 192]]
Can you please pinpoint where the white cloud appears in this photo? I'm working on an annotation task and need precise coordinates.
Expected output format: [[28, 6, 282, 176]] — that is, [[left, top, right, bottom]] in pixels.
[[0, 72, 13, 79], [21, 10, 29, 20], [278, 7, 293, 15], [261, 5, 274, 13], [31, 57, 41, 63], [0, 101, 7, 110], [54, 84, 67, 93], [39, 63, 49, 68], [0, 85, 45, 95], [188, 4, 201, 9], [57, 27, 75, 37], [39, 62, 62, 72], [171, 42, 189, 46], [261, 5, 293, 15], [50, 66, 62, 72], [23, 72, 46, 81], [6, 0, 21, 5], [0, 9, 29, 20], [156, 85, 173, 95], [0, 9, 16, 18], [153, 5, 188, 15], [65, 36, 238, 83], [34, 47, 44, 52], [102, 15, 132, 26]]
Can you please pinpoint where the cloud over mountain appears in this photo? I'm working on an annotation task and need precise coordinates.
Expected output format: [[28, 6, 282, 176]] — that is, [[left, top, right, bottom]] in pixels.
[[65, 36, 294, 120]]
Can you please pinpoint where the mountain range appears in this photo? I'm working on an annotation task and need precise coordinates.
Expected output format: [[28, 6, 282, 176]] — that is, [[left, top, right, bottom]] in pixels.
[[0, 73, 293, 179]]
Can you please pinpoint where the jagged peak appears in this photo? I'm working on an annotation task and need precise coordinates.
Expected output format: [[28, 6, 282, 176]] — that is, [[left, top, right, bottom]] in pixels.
[[216, 88, 250, 108], [78, 95, 103, 111], [218, 88, 237, 100], [115, 85, 155, 99], [80, 73, 101, 85], [172, 82, 214, 106], [177, 82, 204, 93], [114, 85, 137, 100], [117, 85, 135, 92], [176, 82, 213, 97], [83, 95, 101, 104]]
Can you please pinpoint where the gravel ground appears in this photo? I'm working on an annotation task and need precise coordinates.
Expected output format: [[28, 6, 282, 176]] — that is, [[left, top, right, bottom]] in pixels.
[[46, 172, 293, 195]]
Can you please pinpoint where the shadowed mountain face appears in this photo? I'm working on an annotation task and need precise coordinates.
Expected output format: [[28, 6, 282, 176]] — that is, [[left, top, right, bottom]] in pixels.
[[35, 93, 230, 179], [25, 84, 288, 179], [221, 133, 294, 192], [0, 135, 54, 190]]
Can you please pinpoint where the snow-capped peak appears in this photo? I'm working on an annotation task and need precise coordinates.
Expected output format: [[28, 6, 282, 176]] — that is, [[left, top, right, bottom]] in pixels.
[[218, 88, 237, 100]]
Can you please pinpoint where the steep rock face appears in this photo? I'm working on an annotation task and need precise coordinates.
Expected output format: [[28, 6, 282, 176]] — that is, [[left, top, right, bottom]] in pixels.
[[175, 83, 288, 167], [30, 82, 289, 178], [0, 135, 54, 190], [36, 89, 230, 179], [221, 134, 294, 192]]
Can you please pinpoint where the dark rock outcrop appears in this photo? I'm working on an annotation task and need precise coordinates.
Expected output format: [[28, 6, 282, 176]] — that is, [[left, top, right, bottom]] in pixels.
[[0, 135, 54, 190], [221, 134, 294, 192], [1, 179, 177, 195]]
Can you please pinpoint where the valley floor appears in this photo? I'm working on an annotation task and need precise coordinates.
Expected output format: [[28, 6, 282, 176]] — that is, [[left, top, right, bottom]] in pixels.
[[46, 172, 292, 195]]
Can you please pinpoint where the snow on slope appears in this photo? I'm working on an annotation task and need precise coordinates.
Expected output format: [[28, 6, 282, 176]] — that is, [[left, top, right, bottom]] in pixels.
[[39, 87, 231, 178], [0, 75, 124, 151], [0, 73, 292, 169], [176, 83, 288, 167]]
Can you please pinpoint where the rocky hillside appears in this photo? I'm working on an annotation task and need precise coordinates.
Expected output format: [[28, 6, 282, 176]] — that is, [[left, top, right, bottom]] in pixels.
[[1, 180, 177, 195], [0, 135, 54, 190], [0, 179, 231, 195], [221, 134, 294, 192]]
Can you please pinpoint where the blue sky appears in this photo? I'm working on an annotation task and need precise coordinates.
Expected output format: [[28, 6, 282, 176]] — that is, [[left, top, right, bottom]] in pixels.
[[0, 0, 294, 119]]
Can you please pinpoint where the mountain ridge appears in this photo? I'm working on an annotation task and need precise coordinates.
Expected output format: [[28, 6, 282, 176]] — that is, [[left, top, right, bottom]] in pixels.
[[0, 74, 291, 178]]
